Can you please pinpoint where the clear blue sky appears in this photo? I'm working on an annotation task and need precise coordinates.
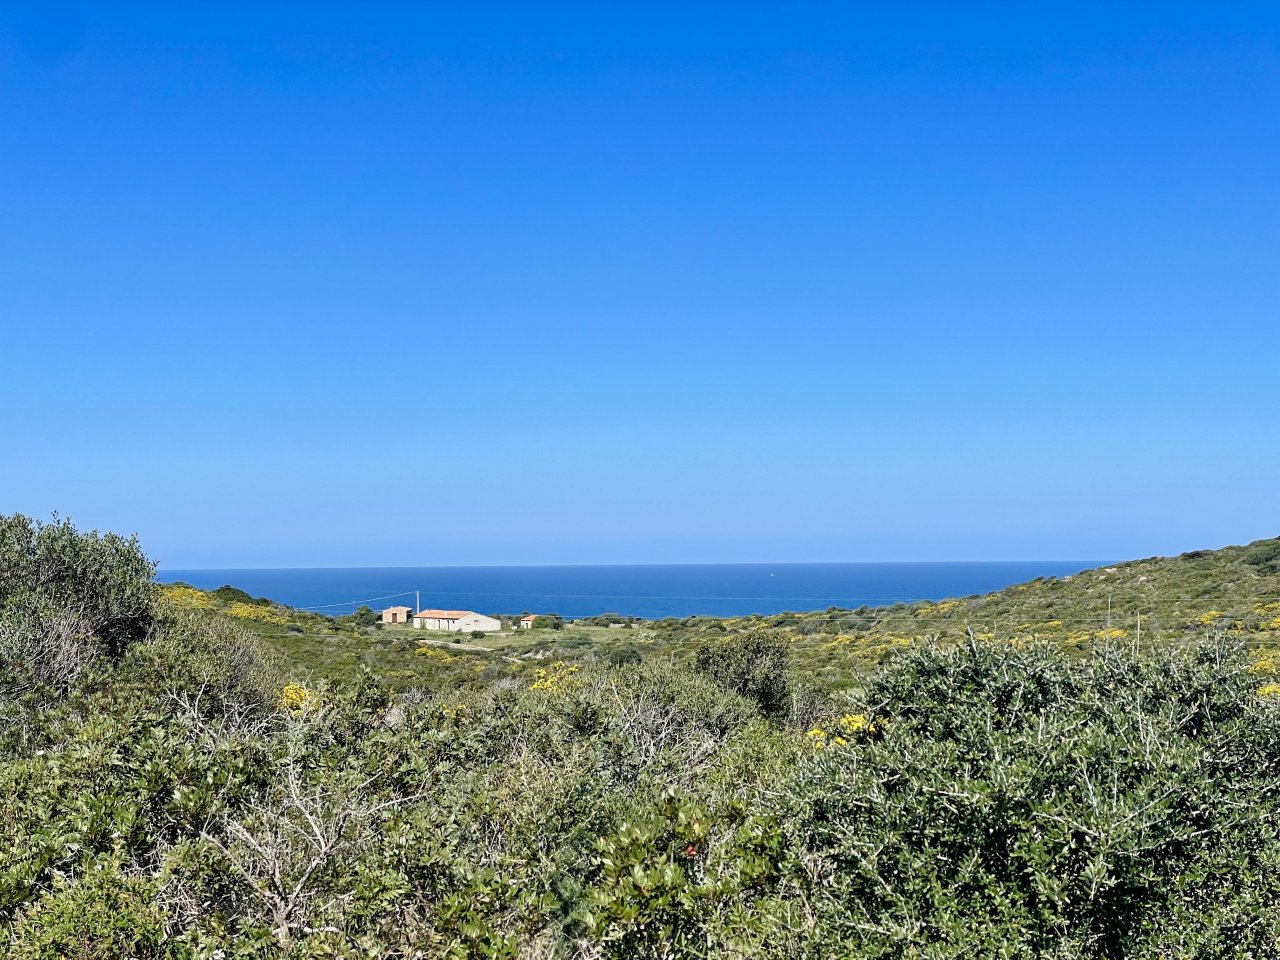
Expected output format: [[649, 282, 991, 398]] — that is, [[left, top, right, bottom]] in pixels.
[[2, 3, 1277, 567]]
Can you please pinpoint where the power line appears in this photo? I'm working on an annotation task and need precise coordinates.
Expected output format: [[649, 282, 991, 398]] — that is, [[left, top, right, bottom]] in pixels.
[[297, 589, 420, 611]]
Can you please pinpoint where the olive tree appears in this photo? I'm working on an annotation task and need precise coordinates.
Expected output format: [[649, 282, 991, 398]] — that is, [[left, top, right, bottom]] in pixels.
[[0, 513, 156, 662]]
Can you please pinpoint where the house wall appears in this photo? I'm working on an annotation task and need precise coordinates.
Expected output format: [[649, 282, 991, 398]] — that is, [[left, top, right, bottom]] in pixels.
[[456, 613, 501, 633], [413, 613, 501, 632]]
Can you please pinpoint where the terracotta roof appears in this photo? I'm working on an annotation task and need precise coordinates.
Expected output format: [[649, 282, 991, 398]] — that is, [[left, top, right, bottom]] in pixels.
[[415, 609, 474, 619], [520, 615, 537, 621]]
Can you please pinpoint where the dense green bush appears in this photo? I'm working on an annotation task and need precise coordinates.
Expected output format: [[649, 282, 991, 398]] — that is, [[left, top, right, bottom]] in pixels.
[[770, 639, 1280, 958], [0, 514, 155, 662], [0, 515, 159, 716], [336, 603, 378, 629], [1244, 538, 1280, 573], [692, 630, 797, 721], [209, 585, 270, 606], [6, 857, 166, 960], [606, 644, 642, 666]]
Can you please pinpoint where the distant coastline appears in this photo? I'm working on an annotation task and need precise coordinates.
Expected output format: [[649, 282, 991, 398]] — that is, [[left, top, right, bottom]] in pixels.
[[157, 561, 1104, 620]]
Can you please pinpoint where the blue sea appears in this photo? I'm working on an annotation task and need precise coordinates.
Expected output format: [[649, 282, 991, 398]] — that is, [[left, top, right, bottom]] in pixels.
[[157, 561, 1102, 620]]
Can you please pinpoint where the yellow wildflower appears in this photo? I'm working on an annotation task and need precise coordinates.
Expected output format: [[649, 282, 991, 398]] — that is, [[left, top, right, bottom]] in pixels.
[[162, 585, 214, 609], [839, 713, 873, 734], [1251, 656, 1277, 674], [416, 646, 456, 663], [529, 661, 583, 695], [280, 682, 310, 712], [226, 602, 290, 626]]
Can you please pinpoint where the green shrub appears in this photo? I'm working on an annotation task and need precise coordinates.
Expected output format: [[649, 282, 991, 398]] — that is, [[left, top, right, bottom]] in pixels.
[[692, 631, 794, 721], [0, 514, 156, 661], [209, 585, 270, 606], [6, 858, 166, 959], [772, 639, 1280, 957], [337, 604, 378, 629], [1244, 538, 1280, 573], [606, 645, 642, 666]]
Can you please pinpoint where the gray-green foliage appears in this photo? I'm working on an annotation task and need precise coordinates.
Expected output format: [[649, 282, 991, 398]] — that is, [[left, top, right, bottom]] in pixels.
[[0, 514, 156, 661], [692, 630, 795, 720], [8, 628, 1279, 957], [772, 639, 1280, 958]]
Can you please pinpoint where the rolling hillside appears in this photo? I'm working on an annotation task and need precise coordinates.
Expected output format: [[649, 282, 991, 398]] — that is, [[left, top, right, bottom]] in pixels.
[[165, 537, 1280, 693]]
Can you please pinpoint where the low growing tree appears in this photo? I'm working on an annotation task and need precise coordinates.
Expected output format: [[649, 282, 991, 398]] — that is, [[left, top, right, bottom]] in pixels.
[[0, 513, 156, 662], [692, 631, 794, 721]]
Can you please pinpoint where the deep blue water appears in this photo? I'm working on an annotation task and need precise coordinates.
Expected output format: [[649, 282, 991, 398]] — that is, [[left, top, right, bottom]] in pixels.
[[157, 561, 1102, 620]]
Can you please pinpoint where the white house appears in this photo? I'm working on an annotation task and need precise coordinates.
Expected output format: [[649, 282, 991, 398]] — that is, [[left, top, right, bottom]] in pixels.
[[518, 614, 537, 629], [413, 609, 501, 633]]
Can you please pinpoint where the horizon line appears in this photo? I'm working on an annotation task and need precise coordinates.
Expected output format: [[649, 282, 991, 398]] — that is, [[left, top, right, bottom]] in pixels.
[[157, 558, 1113, 573]]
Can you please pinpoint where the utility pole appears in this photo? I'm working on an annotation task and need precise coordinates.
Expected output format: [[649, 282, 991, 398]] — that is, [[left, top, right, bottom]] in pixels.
[[416, 590, 420, 614]]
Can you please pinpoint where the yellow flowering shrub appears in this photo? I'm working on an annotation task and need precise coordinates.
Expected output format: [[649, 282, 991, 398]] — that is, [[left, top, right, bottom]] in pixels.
[[1257, 682, 1280, 698], [838, 713, 877, 734], [1251, 656, 1277, 674], [806, 727, 845, 750], [280, 683, 310, 712], [530, 661, 582, 694], [807, 713, 883, 750], [1196, 610, 1223, 626], [162, 585, 213, 610], [226, 602, 289, 626], [1093, 628, 1128, 641]]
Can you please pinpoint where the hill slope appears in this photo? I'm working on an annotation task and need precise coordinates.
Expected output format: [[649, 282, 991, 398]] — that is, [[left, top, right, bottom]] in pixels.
[[741, 536, 1280, 682]]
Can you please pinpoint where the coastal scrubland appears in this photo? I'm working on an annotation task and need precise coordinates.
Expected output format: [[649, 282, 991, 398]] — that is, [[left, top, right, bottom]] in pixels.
[[4, 514, 1280, 957]]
